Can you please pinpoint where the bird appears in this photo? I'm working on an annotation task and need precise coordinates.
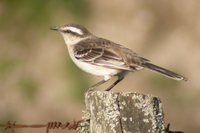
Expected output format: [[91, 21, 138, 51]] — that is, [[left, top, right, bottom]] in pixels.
[[51, 24, 187, 91]]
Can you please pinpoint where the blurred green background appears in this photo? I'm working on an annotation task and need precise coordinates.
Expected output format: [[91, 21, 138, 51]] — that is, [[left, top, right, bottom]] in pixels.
[[0, 0, 200, 133]]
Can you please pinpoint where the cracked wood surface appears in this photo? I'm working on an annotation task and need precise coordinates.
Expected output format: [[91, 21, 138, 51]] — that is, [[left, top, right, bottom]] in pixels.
[[84, 91, 165, 133]]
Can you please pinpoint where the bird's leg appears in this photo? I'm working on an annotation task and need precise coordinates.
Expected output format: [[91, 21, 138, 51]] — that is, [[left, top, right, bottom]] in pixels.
[[105, 71, 128, 91], [105, 77, 124, 91], [89, 79, 107, 88], [88, 77, 111, 91]]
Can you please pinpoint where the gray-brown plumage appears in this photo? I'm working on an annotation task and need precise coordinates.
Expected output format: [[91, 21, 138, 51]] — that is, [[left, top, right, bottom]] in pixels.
[[51, 24, 187, 91], [73, 37, 187, 81]]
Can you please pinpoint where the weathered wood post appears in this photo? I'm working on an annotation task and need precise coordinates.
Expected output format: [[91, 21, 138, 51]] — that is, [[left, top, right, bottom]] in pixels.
[[78, 91, 165, 133]]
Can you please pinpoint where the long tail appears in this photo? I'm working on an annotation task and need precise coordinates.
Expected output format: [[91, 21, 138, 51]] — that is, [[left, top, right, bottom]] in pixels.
[[142, 62, 188, 81]]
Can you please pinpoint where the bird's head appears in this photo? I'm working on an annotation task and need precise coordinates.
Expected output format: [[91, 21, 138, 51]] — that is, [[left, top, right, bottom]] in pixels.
[[51, 24, 92, 45]]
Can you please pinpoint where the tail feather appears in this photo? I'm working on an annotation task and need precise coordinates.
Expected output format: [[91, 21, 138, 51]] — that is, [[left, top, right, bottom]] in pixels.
[[142, 62, 187, 81]]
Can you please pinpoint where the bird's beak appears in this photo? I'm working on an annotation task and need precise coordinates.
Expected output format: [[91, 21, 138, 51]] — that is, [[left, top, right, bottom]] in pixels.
[[50, 26, 60, 31]]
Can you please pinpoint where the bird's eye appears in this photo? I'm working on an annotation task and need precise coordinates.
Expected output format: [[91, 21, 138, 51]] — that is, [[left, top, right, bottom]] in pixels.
[[63, 30, 71, 33]]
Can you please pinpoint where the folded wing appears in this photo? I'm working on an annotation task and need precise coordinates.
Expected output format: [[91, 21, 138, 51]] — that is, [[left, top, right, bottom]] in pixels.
[[73, 38, 137, 70]]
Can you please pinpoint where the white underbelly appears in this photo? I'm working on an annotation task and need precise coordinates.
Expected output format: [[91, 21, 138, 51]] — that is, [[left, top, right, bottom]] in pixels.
[[74, 60, 118, 76]]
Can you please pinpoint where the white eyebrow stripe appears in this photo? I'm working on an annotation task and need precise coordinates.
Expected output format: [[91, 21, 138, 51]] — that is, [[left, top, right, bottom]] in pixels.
[[65, 26, 83, 35]]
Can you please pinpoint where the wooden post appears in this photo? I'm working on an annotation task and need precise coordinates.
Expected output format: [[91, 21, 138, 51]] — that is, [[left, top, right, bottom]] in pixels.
[[78, 91, 165, 133]]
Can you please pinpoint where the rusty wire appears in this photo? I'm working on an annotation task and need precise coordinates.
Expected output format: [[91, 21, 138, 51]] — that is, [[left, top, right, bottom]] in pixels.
[[0, 120, 83, 133]]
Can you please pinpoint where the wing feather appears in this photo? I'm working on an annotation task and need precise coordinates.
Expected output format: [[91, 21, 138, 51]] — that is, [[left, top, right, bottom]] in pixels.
[[73, 38, 145, 70]]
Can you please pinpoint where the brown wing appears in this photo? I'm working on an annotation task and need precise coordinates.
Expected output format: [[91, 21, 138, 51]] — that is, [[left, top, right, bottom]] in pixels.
[[73, 38, 146, 71]]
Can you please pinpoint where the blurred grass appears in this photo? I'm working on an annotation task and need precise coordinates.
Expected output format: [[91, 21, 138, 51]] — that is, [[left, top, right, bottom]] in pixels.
[[0, 58, 20, 76], [148, 75, 179, 90], [18, 77, 39, 103], [65, 60, 90, 102], [0, 0, 90, 29], [0, 0, 49, 28], [60, 0, 91, 20]]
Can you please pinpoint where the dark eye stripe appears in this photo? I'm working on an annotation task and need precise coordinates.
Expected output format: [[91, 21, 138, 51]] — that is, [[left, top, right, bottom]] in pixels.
[[63, 30, 70, 33], [63, 29, 82, 36]]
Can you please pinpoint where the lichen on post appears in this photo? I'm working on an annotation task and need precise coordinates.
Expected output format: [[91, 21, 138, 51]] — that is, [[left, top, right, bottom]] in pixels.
[[80, 91, 165, 133]]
